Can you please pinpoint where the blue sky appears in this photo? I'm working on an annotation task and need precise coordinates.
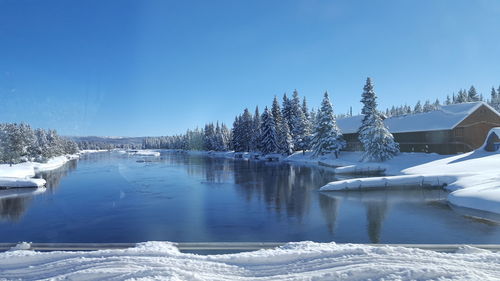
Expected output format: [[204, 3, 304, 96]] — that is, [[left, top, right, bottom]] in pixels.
[[0, 0, 499, 136]]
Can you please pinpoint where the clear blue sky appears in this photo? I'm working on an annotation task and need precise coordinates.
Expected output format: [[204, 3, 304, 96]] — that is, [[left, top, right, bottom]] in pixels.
[[0, 0, 499, 137]]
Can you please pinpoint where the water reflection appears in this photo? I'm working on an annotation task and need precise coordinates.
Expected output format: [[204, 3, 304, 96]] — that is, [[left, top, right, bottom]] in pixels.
[[37, 159, 78, 191], [0, 159, 78, 221], [162, 153, 338, 220], [365, 200, 388, 243], [0, 196, 32, 221], [319, 195, 340, 234]]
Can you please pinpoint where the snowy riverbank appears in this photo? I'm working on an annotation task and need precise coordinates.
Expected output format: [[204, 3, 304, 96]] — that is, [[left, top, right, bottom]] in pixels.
[[0, 152, 86, 189], [1, 241, 499, 280], [319, 149, 500, 216]]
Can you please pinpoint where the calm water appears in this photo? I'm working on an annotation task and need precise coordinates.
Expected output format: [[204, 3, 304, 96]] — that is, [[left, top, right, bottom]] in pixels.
[[1, 151, 499, 244]]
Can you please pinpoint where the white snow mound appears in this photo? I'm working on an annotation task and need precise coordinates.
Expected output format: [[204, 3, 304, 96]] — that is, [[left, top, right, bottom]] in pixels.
[[1, 241, 499, 281]]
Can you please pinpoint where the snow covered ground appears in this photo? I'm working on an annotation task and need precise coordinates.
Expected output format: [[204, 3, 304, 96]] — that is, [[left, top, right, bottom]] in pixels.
[[319, 149, 500, 216], [0, 154, 79, 189], [1, 241, 499, 280], [126, 150, 161, 157]]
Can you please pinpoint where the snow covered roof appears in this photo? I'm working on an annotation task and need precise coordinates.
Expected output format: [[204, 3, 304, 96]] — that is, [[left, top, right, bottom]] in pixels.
[[337, 102, 499, 134]]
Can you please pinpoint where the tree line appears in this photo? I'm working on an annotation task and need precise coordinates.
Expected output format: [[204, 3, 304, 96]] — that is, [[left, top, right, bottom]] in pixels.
[[0, 123, 79, 165], [385, 85, 500, 117], [143, 78, 400, 162]]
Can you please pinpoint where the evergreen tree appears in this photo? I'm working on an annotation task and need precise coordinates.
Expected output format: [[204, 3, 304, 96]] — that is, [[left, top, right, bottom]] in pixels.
[[413, 101, 423, 113], [251, 106, 262, 152], [260, 107, 279, 154], [311, 92, 345, 157], [490, 87, 500, 111], [467, 86, 480, 102], [301, 97, 312, 151], [271, 96, 294, 154], [282, 93, 292, 132], [456, 89, 468, 103], [423, 100, 433, 112], [231, 116, 244, 152], [240, 108, 253, 152], [279, 117, 293, 155], [290, 90, 308, 151], [358, 78, 399, 162], [433, 98, 441, 109], [445, 95, 451, 105]]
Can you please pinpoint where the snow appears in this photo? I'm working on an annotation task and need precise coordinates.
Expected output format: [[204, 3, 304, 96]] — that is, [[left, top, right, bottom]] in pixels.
[[0, 187, 46, 199], [128, 150, 161, 157], [32, 155, 75, 172], [321, 174, 455, 190], [79, 149, 108, 154], [0, 177, 46, 188], [337, 102, 497, 134], [0, 154, 77, 189], [0, 163, 36, 178], [1, 241, 499, 281], [319, 141, 500, 215]]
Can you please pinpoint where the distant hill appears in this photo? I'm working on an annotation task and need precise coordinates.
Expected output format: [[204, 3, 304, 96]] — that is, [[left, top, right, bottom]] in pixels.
[[68, 136, 145, 147]]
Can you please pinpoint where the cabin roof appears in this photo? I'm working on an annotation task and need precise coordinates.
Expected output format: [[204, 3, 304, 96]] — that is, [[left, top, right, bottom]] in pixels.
[[337, 102, 500, 134]]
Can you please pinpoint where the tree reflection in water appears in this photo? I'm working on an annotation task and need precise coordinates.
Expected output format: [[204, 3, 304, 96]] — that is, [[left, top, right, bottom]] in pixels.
[[162, 153, 339, 221]]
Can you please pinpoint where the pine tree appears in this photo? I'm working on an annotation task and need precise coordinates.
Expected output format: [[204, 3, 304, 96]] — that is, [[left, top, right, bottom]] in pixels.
[[467, 86, 480, 102], [433, 98, 441, 109], [260, 107, 279, 154], [279, 117, 293, 155], [290, 90, 308, 151], [231, 116, 243, 152], [301, 97, 313, 151], [490, 87, 500, 111], [251, 106, 262, 152], [282, 93, 292, 132], [445, 95, 451, 105], [311, 91, 344, 157], [271, 96, 293, 154], [456, 89, 468, 103], [413, 101, 423, 113], [240, 108, 253, 152], [358, 78, 399, 162], [423, 100, 433, 112]]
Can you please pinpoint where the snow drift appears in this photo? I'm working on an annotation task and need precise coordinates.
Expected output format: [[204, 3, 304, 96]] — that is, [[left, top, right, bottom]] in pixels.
[[1, 241, 499, 281]]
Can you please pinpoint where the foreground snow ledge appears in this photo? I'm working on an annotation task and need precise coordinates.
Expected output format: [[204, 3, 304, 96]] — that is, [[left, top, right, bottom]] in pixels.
[[1, 241, 499, 280]]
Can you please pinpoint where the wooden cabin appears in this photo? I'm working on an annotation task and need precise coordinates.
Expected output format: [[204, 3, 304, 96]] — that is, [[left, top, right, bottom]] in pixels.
[[337, 102, 500, 154]]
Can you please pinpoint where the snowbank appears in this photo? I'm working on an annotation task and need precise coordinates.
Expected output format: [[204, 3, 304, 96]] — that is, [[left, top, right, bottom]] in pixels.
[[128, 150, 161, 157], [321, 174, 455, 191], [0, 163, 35, 178], [0, 154, 77, 189], [1, 241, 499, 280], [79, 149, 108, 154], [32, 155, 75, 172], [320, 149, 500, 216]]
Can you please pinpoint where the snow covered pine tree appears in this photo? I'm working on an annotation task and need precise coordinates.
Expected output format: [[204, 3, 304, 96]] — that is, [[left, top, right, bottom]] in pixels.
[[358, 78, 399, 162], [260, 107, 279, 154], [311, 92, 345, 157]]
